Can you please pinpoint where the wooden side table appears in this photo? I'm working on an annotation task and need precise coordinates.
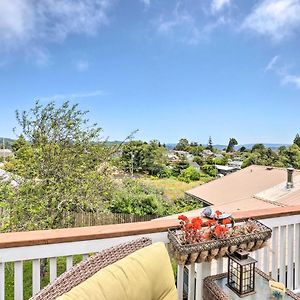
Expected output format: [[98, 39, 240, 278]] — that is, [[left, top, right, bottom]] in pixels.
[[203, 268, 300, 299]]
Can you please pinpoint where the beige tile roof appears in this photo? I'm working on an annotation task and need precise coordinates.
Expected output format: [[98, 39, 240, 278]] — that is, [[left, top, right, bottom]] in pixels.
[[185, 165, 300, 212]]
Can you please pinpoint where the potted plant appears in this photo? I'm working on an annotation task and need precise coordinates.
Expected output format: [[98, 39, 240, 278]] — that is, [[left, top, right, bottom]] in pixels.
[[168, 211, 272, 265]]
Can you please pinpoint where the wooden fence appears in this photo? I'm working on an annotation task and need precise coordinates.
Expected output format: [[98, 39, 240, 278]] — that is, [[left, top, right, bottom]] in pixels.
[[0, 207, 159, 228], [64, 212, 159, 227]]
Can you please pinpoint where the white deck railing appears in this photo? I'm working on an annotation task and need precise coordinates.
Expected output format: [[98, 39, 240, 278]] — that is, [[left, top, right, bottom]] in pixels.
[[0, 207, 300, 300]]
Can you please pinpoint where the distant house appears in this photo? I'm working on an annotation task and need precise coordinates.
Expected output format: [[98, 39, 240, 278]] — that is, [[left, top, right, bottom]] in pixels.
[[228, 159, 243, 169], [202, 149, 214, 158], [167, 152, 179, 162], [215, 164, 239, 176], [0, 149, 13, 159], [167, 150, 200, 170], [214, 153, 224, 159], [0, 169, 19, 187], [185, 165, 300, 213]]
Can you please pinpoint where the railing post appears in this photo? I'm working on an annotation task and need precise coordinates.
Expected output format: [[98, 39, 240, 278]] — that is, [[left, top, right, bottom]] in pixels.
[[279, 226, 287, 285], [0, 263, 5, 300], [14, 261, 23, 300], [195, 263, 202, 300], [188, 263, 195, 300], [272, 226, 279, 280], [287, 224, 294, 290], [32, 259, 41, 295], [49, 257, 57, 283], [177, 264, 184, 300], [295, 223, 300, 290]]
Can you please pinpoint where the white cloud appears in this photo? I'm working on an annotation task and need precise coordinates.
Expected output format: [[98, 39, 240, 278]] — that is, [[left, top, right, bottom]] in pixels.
[[0, 0, 113, 62], [76, 60, 90, 72], [0, 1, 35, 49], [242, 0, 300, 41], [282, 74, 300, 88], [265, 56, 300, 89], [155, 3, 202, 45], [154, 1, 232, 45], [265, 55, 280, 72], [39, 90, 105, 102], [211, 0, 231, 14], [141, 0, 151, 8]]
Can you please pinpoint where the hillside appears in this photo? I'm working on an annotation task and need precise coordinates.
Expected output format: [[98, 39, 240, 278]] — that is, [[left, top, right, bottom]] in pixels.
[[0, 137, 15, 149]]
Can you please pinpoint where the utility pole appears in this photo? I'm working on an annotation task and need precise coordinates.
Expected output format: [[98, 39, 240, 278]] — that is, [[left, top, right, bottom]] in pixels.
[[2, 138, 5, 162], [131, 152, 135, 177]]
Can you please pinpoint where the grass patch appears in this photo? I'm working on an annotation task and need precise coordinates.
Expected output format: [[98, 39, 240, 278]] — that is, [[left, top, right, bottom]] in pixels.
[[5, 255, 84, 300], [139, 177, 207, 201]]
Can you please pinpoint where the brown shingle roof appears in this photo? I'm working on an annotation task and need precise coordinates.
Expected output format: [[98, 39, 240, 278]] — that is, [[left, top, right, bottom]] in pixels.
[[186, 165, 300, 212]]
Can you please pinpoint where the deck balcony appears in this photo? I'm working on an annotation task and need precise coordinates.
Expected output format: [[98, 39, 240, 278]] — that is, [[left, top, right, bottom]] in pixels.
[[0, 205, 300, 299]]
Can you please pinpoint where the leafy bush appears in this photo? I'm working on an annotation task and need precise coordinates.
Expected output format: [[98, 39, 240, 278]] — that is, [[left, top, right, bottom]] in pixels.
[[178, 167, 201, 183], [167, 196, 202, 215], [157, 167, 173, 178], [201, 164, 217, 177], [212, 157, 228, 165], [110, 179, 166, 216], [172, 156, 189, 176], [193, 156, 203, 166]]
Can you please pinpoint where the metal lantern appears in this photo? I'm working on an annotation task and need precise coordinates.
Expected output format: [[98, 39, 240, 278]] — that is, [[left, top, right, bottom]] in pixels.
[[227, 249, 257, 297]]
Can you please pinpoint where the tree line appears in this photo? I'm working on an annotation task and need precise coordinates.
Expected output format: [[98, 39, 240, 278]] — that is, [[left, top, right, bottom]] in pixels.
[[0, 101, 201, 232]]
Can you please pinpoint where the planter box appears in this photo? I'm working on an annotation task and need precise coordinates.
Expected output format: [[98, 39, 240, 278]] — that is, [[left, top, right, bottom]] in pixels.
[[168, 220, 272, 265]]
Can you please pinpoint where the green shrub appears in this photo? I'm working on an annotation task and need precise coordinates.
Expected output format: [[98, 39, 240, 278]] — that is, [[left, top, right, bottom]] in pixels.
[[167, 196, 202, 214], [201, 164, 217, 177], [178, 166, 201, 183], [157, 167, 173, 178], [109, 179, 166, 216]]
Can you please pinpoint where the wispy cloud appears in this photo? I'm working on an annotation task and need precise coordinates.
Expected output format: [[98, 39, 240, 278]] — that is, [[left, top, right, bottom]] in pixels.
[[242, 0, 300, 42], [75, 60, 90, 72], [282, 74, 300, 88], [211, 0, 231, 14], [265, 55, 280, 72], [153, 0, 233, 45], [141, 0, 151, 8], [155, 6, 201, 45], [39, 90, 106, 102], [0, 0, 113, 63], [265, 56, 300, 89]]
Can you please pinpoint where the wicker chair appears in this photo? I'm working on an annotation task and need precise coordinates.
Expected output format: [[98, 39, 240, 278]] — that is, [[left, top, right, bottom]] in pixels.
[[30, 237, 152, 300]]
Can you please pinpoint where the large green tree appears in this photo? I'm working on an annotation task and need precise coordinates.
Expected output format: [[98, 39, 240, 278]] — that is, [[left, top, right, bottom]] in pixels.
[[175, 138, 189, 151], [226, 138, 238, 152], [1, 101, 116, 231], [121, 140, 167, 175], [294, 134, 300, 147], [207, 136, 213, 151]]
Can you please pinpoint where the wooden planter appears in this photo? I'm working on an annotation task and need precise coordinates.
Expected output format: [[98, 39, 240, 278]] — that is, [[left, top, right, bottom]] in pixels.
[[168, 220, 272, 265]]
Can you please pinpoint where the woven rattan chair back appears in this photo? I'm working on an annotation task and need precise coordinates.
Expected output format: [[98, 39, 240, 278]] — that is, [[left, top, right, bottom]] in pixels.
[[30, 237, 152, 300]]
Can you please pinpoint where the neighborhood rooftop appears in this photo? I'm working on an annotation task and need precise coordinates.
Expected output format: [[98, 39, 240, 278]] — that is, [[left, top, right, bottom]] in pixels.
[[185, 165, 300, 212]]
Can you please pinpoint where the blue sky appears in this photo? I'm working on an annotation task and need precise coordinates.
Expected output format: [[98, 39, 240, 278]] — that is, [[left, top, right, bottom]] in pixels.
[[0, 0, 300, 145]]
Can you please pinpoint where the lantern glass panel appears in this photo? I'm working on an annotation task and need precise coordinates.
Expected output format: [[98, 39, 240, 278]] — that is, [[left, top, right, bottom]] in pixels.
[[227, 252, 257, 297]]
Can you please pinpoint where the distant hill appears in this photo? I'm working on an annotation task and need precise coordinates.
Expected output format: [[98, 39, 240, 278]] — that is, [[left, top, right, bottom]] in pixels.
[[0, 138, 290, 151], [236, 143, 290, 150], [0, 137, 15, 149], [165, 143, 290, 151]]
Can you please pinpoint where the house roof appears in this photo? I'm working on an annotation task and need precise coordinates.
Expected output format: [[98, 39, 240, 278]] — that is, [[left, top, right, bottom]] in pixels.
[[185, 165, 300, 212], [0, 149, 13, 157], [0, 169, 20, 187], [215, 165, 237, 171]]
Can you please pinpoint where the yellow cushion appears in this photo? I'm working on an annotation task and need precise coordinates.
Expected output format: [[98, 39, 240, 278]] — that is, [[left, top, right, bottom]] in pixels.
[[56, 242, 177, 300]]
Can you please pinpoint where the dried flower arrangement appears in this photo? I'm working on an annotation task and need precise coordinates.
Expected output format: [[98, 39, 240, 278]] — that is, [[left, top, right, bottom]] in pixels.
[[168, 212, 271, 265]]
